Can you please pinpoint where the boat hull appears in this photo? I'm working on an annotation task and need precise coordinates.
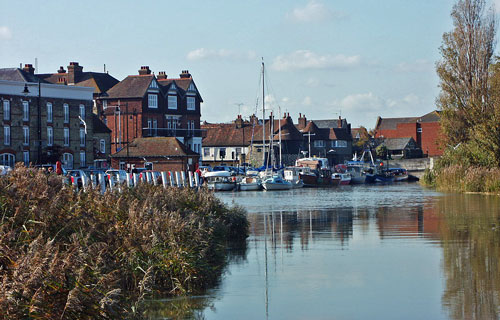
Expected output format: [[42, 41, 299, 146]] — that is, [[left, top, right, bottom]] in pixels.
[[239, 182, 261, 191], [262, 182, 292, 190], [207, 182, 236, 191]]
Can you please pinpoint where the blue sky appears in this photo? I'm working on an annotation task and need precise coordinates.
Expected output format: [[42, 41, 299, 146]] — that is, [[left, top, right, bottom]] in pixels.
[[0, 0, 488, 129]]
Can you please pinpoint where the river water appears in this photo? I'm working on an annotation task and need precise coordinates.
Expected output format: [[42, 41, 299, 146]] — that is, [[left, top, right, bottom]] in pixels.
[[146, 184, 500, 320]]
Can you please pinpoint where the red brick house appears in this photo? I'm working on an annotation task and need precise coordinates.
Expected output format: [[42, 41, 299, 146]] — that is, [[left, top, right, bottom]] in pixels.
[[110, 137, 199, 172], [96, 67, 203, 162], [374, 111, 443, 156]]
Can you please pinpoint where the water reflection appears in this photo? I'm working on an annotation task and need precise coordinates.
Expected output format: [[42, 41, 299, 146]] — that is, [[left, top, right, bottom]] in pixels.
[[148, 185, 500, 319]]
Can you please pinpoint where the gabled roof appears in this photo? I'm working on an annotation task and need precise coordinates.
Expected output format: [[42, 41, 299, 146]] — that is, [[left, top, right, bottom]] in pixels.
[[382, 137, 417, 150], [92, 113, 111, 134], [104, 75, 154, 99], [111, 137, 198, 158], [418, 111, 441, 123], [158, 78, 203, 102], [0, 68, 47, 83], [38, 72, 119, 94], [376, 110, 441, 131], [312, 118, 347, 129], [202, 123, 252, 147]]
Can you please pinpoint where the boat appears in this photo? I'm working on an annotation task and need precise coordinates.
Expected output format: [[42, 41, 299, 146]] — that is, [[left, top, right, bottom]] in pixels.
[[283, 167, 306, 188], [374, 169, 395, 183], [332, 172, 351, 185], [389, 168, 409, 182], [204, 171, 236, 191], [262, 175, 292, 190], [239, 176, 262, 191]]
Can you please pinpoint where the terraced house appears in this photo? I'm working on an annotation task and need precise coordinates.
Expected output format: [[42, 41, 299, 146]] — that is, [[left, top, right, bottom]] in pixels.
[[0, 65, 95, 169], [96, 67, 203, 164]]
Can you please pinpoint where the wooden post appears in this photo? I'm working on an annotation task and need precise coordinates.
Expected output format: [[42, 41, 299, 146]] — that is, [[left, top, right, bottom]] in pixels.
[[175, 171, 181, 188], [99, 173, 106, 194], [194, 172, 200, 187], [181, 171, 186, 187], [133, 173, 139, 187], [161, 172, 168, 189], [188, 171, 194, 188], [126, 173, 132, 188]]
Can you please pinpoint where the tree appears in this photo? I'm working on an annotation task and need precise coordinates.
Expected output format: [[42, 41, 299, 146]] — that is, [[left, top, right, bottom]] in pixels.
[[437, 0, 496, 142], [437, 0, 500, 166]]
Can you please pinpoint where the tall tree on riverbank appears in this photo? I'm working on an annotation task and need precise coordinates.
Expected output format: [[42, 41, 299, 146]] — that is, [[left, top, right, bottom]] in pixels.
[[436, 0, 500, 166]]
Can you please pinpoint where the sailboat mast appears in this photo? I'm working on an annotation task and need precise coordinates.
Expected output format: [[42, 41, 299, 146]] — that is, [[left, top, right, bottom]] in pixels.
[[279, 106, 282, 167], [262, 60, 266, 166]]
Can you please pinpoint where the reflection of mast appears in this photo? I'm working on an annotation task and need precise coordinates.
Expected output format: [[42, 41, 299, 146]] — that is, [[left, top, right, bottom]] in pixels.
[[263, 213, 269, 320]]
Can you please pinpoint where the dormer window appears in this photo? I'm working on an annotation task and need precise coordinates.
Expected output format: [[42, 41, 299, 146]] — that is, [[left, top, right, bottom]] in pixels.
[[149, 80, 158, 89], [168, 95, 177, 109], [187, 97, 195, 110], [148, 94, 158, 108], [188, 83, 196, 92]]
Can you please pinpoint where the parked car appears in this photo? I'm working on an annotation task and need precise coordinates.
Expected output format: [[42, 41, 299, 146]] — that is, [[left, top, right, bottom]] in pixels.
[[66, 170, 90, 188], [0, 165, 12, 176]]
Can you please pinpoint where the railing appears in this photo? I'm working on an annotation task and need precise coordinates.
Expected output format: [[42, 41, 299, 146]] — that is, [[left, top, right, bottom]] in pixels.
[[141, 128, 206, 138], [71, 170, 202, 193]]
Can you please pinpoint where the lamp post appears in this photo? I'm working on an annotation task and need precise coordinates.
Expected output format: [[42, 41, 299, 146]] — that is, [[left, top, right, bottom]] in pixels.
[[22, 81, 42, 165]]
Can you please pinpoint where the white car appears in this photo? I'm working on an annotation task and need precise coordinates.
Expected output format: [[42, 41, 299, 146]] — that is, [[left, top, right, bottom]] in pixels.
[[105, 169, 129, 184]]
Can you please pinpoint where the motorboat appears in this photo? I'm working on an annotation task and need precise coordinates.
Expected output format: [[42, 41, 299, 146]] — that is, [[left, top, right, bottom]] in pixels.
[[239, 176, 262, 191], [204, 171, 236, 191], [283, 167, 306, 188], [262, 175, 292, 191], [389, 168, 409, 182], [332, 172, 351, 185]]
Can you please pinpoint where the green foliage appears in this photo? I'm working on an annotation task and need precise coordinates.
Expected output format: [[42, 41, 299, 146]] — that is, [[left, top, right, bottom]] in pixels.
[[375, 144, 388, 159], [0, 165, 248, 319]]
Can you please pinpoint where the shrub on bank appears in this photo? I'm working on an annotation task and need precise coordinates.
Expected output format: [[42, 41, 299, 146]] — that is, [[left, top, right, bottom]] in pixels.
[[424, 164, 500, 193], [0, 165, 248, 319]]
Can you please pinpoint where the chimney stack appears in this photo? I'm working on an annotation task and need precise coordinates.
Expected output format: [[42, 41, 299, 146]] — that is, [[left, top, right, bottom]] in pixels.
[[23, 64, 35, 75], [57, 66, 66, 73], [157, 71, 167, 80], [138, 66, 151, 75], [338, 116, 342, 128], [67, 62, 83, 84], [179, 70, 191, 78], [298, 113, 307, 129], [235, 115, 244, 129]]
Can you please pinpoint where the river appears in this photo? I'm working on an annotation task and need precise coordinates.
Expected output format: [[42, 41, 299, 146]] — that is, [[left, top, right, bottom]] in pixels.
[[145, 183, 500, 319]]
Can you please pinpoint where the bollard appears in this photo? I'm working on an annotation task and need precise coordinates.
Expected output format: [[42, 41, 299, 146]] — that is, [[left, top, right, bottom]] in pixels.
[[169, 171, 174, 187], [145, 171, 151, 184], [188, 171, 194, 188], [109, 174, 115, 192], [152, 172, 158, 185], [175, 172, 181, 188], [194, 172, 200, 188], [72, 176, 79, 191], [181, 171, 186, 188], [81, 174, 89, 191], [99, 173, 106, 194], [161, 172, 168, 189], [133, 173, 139, 187], [126, 173, 132, 188]]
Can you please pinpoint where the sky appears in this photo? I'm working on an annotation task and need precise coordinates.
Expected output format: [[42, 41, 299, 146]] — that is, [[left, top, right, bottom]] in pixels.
[[2, 0, 496, 129]]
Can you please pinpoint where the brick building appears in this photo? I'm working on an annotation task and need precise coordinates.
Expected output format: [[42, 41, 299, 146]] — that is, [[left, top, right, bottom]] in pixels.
[[110, 137, 199, 172], [0, 66, 95, 168], [374, 111, 443, 157], [91, 113, 111, 169], [97, 67, 203, 167]]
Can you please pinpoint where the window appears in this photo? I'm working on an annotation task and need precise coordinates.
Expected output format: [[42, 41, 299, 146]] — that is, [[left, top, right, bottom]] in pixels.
[[148, 94, 158, 108], [153, 119, 157, 136], [63, 153, 73, 169], [100, 139, 105, 154], [147, 119, 152, 136], [102, 100, 108, 109], [80, 128, 85, 146], [23, 151, 29, 166], [79, 104, 85, 120], [417, 128, 423, 133], [23, 126, 29, 146], [3, 126, 10, 145], [23, 101, 29, 121], [188, 83, 196, 91], [80, 151, 86, 167], [236, 147, 242, 155], [203, 147, 210, 157], [63, 104, 69, 123], [313, 140, 325, 147], [0, 153, 15, 167], [187, 97, 195, 110], [150, 80, 158, 89], [168, 95, 177, 109], [64, 127, 70, 146], [3, 100, 10, 121], [335, 140, 347, 148], [47, 102, 53, 123], [47, 127, 53, 146], [166, 116, 178, 135]]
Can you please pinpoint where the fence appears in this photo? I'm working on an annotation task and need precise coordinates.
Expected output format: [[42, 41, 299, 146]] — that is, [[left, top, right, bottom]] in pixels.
[[71, 171, 202, 193]]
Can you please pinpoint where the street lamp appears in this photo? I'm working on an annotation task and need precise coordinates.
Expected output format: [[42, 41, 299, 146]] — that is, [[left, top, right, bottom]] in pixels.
[[22, 81, 42, 165]]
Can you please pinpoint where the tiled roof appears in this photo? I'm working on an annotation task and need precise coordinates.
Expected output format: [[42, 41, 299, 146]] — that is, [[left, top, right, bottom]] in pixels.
[[158, 78, 203, 102], [312, 119, 347, 129], [105, 75, 154, 99], [0, 68, 48, 83], [418, 111, 441, 123], [38, 72, 119, 94], [111, 137, 198, 158], [376, 117, 418, 130], [92, 113, 111, 134], [382, 137, 416, 150], [202, 123, 252, 147]]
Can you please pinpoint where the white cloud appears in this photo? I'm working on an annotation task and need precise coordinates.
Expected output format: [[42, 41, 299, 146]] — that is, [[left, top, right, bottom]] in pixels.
[[271, 50, 361, 71], [0, 26, 12, 40], [302, 96, 313, 106], [396, 59, 432, 73], [187, 48, 256, 61], [286, 0, 341, 23]]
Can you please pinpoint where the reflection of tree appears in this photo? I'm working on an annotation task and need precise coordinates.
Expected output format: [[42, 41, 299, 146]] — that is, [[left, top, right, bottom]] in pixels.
[[438, 194, 500, 319]]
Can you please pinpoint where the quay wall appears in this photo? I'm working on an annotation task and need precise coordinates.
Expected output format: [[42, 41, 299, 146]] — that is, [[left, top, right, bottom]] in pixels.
[[387, 157, 437, 178]]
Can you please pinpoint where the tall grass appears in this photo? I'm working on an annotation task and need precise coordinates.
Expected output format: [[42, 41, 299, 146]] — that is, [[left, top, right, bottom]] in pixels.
[[0, 165, 248, 319], [423, 164, 500, 193]]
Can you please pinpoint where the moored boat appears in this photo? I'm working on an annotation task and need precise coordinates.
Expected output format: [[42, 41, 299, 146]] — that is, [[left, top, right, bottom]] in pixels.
[[283, 167, 306, 188], [239, 176, 262, 191], [332, 172, 351, 185], [204, 171, 236, 191], [262, 175, 292, 190], [389, 168, 409, 181]]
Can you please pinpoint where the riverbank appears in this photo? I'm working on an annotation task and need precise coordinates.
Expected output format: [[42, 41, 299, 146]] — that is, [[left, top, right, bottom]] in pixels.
[[0, 166, 248, 319], [422, 164, 500, 194]]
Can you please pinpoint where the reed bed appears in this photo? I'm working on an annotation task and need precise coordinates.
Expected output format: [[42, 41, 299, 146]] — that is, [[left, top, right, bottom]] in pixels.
[[423, 164, 500, 193], [0, 165, 248, 319]]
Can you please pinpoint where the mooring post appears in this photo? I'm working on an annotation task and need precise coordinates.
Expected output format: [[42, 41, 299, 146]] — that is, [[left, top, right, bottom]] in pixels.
[[188, 171, 194, 188], [161, 172, 168, 189], [99, 173, 106, 194]]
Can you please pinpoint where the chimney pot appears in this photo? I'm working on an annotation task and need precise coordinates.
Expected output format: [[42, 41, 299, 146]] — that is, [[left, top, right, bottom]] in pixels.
[[23, 64, 35, 75], [138, 66, 151, 75]]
